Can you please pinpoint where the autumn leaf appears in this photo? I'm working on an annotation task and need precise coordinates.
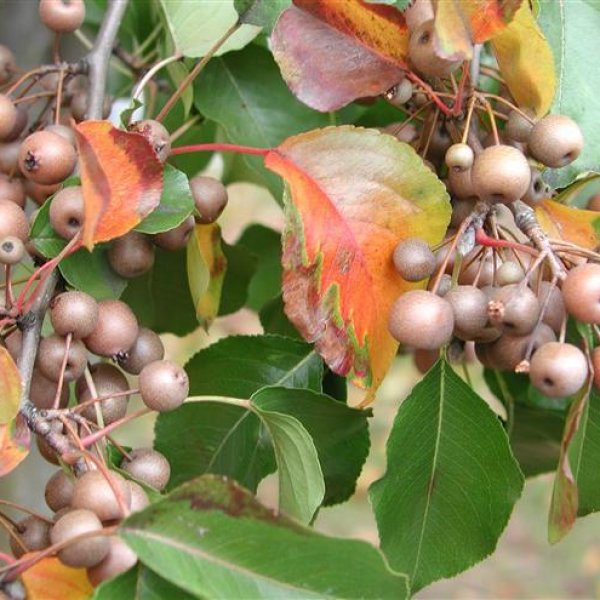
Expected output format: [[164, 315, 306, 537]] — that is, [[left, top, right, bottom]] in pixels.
[[0, 417, 30, 477], [491, 1, 555, 117], [264, 126, 451, 397], [0, 346, 21, 424], [74, 121, 164, 250], [271, 0, 408, 111], [535, 200, 600, 250], [21, 557, 93, 600]]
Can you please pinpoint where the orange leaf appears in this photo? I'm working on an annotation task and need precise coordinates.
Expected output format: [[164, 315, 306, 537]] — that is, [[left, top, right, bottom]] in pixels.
[[74, 121, 164, 250], [21, 557, 93, 600], [491, 1, 556, 117], [271, 0, 408, 111], [265, 126, 451, 396], [433, 0, 522, 59], [0, 346, 21, 424], [0, 417, 30, 477], [535, 200, 600, 250]]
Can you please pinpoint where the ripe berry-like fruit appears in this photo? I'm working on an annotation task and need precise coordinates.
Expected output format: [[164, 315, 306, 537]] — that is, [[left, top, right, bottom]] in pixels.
[[522, 168, 549, 206], [537, 281, 566, 333], [49, 186, 84, 240], [445, 143, 474, 172], [0, 140, 20, 176], [385, 79, 413, 107], [51, 290, 99, 339], [0, 45, 16, 85], [51, 508, 110, 568], [190, 176, 229, 224], [496, 261, 525, 286], [505, 109, 534, 143], [405, 0, 434, 31], [75, 363, 129, 425], [128, 481, 150, 512], [70, 89, 112, 121], [528, 114, 584, 168], [9, 516, 51, 558], [470, 145, 531, 204], [19, 130, 76, 185], [409, 20, 462, 78], [121, 448, 171, 491], [0, 94, 17, 141], [529, 342, 588, 397], [108, 231, 155, 279], [118, 327, 164, 375], [153, 216, 195, 251], [87, 536, 138, 587], [0, 236, 25, 265], [45, 123, 76, 146], [39, 0, 86, 33], [139, 360, 189, 412], [388, 289, 454, 350], [0, 174, 25, 207], [84, 299, 139, 357], [25, 179, 60, 206], [562, 263, 600, 324], [0, 199, 28, 241], [447, 167, 477, 200], [30, 368, 69, 409], [37, 334, 87, 382], [392, 237, 436, 282], [488, 284, 540, 336], [445, 286, 489, 340], [45, 470, 75, 512], [130, 119, 170, 162], [71, 470, 132, 522]]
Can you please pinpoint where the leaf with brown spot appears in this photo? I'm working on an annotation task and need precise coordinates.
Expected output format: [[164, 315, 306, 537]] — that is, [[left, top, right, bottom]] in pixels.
[[74, 121, 164, 250], [271, 0, 409, 111], [21, 556, 93, 600], [0, 346, 21, 424], [0, 417, 30, 477], [264, 126, 451, 396], [535, 200, 600, 250]]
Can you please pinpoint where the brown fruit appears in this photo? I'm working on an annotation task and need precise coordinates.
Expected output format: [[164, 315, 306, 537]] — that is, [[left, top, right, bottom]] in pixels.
[[392, 237, 436, 282], [505, 109, 534, 143], [0, 199, 28, 241], [49, 186, 84, 240], [445, 143, 474, 172], [118, 327, 164, 375], [190, 176, 229, 224], [448, 167, 477, 200], [0, 174, 25, 207], [39, 0, 86, 33], [37, 334, 88, 382], [4, 329, 21, 361], [0, 45, 16, 85], [522, 168, 550, 207], [121, 448, 171, 491], [0, 236, 25, 265], [50, 290, 99, 339], [496, 261, 525, 286], [87, 536, 137, 587], [130, 119, 170, 162], [529, 342, 588, 397], [107, 231, 155, 278], [71, 470, 132, 522], [84, 300, 139, 357], [139, 360, 189, 412], [0, 140, 21, 176], [153, 216, 194, 251], [445, 286, 489, 340], [3, 106, 27, 143], [528, 114, 584, 168], [24, 179, 60, 206], [30, 368, 69, 410], [537, 281, 566, 333], [70, 89, 111, 121], [19, 130, 76, 185], [45, 470, 75, 512], [9, 516, 51, 558], [0, 94, 17, 140], [562, 263, 600, 324], [409, 20, 462, 78], [488, 284, 540, 336], [128, 481, 150, 513], [384, 79, 413, 107]]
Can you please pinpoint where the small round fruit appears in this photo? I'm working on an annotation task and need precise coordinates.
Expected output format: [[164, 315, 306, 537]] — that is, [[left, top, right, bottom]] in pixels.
[[71, 470, 132, 522], [87, 536, 137, 587], [107, 231, 155, 279], [392, 237, 436, 282], [190, 176, 229, 224], [529, 342, 588, 397], [153, 216, 194, 251], [70, 89, 112, 121], [19, 130, 76, 185], [0, 236, 25, 265], [9, 516, 51, 558], [448, 167, 477, 200], [84, 300, 139, 357], [522, 168, 549, 206], [121, 448, 171, 491], [409, 20, 462, 78], [45, 470, 75, 512], [130, 120, 170, 162], [25, 179, 60, 206], [470, 145, 531, 204], [118, 327, 164, 375], [445, 143, 474, 172], [139, 360, 189, 412], [128, 481, 150, 513], [0, 45, 16, 85], [49, 186, 84, 240], [385, 79, 413, 107], [0, 94, 17, 140], [0, 140, 20, 176], [537, 281, 566, 333], [445, 285, 489, 340], [528, 114, 583, 168], [496, 261, 525, 286], [51, 509, 110, 568], [45, 124, 76, 146], [488, 284, 540, 335], [30, 368, 69, 410], [388, 289, 454, 350], [0, 199, 28, 241], [39, 0, 86, 33], [505, 109, 534, 143], [0, 174, 25, 207], [37, 334, 87, 382], [51, 290, 99, 339], [405, 0, 434, 31], [562, 263, 600, 324]]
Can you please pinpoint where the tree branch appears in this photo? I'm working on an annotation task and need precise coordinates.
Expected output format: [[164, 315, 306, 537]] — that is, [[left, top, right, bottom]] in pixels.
[[85, 0, 129, 120]]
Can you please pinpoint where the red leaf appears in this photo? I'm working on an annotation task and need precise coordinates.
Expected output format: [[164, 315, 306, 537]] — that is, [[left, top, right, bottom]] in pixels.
[[21, 556, 93, 600], [74, 121, 164, 250], [0, 346, 21, 424], [271, 0, 409, 111], [265, 126, 451, 397], [0, 417, 30, 477]]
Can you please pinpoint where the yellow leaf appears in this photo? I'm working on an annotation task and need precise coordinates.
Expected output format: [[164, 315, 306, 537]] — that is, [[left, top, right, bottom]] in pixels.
[[21, 557, 93, 600], [0, 346, 21, 424], [535, 200, 600, 250]]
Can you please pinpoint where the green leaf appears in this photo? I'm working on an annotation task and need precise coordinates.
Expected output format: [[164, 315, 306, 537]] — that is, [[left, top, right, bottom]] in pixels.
[[259, 295, 301, 339], [185, 334, 323, 398], [237, 224, 282, 311], [166, 61, 193, 118], [538, 1, 600, 187], [158, 0, 260, 58], [364, 0, 410, 8], [119, 98, 143, 128], [234, 0, 291, 32], [155, 401, 275, 492], [251, 387, 369, 506], [219, 239, 256, 315], [369, 359, 524, 592], [194, 44, 330, 200], [167, 118, 217, 178], [120, 475, 409, 599], [135, 165, 194, 234], [251, 394, 325, 523]]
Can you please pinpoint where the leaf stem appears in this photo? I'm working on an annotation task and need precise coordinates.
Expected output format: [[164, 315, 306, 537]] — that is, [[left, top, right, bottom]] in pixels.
[[187, 395, 251, 409], [171, 142, 270, 157]]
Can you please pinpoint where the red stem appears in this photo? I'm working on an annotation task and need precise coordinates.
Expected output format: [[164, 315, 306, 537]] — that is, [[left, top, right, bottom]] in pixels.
[[475, 228, 538, 256], [406, 71, 453, 117], [0, 552, 15, 565], [79, 407, 151, 448], [170, 143, 270, 157]]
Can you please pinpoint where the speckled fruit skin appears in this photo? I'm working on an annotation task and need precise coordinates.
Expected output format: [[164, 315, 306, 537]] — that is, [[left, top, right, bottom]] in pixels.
[[139, 360, 189, 412]]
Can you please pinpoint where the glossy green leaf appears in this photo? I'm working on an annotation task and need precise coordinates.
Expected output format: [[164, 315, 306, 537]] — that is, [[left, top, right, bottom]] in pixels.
[[219, 239, 256, 315], [259, 296, 301, 339], [120, 476, 409, 599], [135, 165, 194, 234], [234, 0, 291, 32], [185, 334, 323, 398], [166, 61, 193, 118], [251, 395, 325, 523], [370, 359, 524, 592], [194, 44, 330, 199]]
